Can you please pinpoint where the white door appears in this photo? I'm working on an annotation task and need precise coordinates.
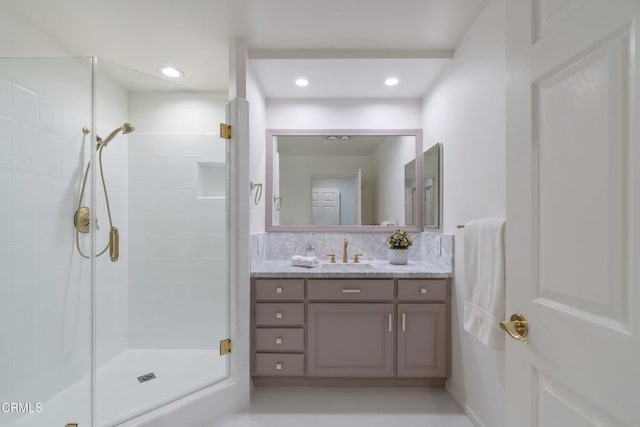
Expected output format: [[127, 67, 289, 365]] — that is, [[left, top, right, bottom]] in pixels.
[[312, 187, 341, 225], [506, 1, 639, 426]]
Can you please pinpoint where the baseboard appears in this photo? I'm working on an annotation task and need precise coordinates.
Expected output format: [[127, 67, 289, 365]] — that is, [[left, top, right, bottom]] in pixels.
[[465, 405, 486, 427], [253, 376, 446, 387]]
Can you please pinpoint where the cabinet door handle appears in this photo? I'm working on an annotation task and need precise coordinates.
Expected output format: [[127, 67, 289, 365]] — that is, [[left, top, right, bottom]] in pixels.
[[342, 289, 361, 294], [275, 336, 283, 345], [420, 287, 427, 294], [276, 286, 283, 294], [275, 311, 283, 319], [275, 362, 283, 371], [388, 313, 393, 332], [402, 313, 406, 332]]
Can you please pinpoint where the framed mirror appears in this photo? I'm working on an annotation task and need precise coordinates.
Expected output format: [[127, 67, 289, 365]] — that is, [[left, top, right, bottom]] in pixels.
[[266, 129, 423, 232]]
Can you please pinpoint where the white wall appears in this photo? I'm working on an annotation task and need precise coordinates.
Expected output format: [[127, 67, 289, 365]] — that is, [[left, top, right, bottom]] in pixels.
[[421, 1, 506, 426], [247, 66, 267, 234], [128, 92, 228, 349], [373, 135, 416, 225], [267, 98, 422, 129], [129, 91, 226, 134]]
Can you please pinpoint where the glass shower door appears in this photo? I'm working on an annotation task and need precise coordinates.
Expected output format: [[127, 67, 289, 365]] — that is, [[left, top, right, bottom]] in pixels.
[[93, 59, 230, 427], [0, 58, 94, 427], [0, 56, 230, 427]]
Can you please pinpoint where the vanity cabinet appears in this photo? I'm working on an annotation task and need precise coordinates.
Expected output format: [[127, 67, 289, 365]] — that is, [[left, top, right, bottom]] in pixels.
[[251, 277, 450, 386], [252, 279, 305, 377], [397, 303, 446, 377], [307, 303, 394, 377]]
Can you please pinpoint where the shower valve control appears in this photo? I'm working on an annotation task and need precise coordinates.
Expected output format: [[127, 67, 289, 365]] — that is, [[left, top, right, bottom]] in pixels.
[[74, 207, 91, 234]]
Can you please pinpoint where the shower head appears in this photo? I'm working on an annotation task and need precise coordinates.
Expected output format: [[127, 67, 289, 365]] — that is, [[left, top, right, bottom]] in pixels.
[[99, 122, 136, 148], [121, 122, 135, 134]]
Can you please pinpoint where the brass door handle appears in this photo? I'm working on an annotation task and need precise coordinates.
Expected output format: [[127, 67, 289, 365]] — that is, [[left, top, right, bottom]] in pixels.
[[500, 313, 529, 344]]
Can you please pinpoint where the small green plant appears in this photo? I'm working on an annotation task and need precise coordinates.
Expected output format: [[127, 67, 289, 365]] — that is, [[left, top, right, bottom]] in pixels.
[[387, 229, 413, 249]]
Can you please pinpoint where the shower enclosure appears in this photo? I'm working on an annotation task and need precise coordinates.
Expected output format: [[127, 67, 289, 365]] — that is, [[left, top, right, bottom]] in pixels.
[[0, 57, 230, 426]]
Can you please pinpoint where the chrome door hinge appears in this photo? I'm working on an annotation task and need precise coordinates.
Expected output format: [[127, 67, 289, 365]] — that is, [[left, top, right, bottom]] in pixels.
[[220, 338, 232, 355], [220, 123, 232, 139]]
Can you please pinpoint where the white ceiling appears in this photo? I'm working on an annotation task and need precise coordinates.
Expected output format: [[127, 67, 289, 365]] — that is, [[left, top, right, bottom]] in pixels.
[[1, 0, 489, 96], [250, 58, 450, 99]]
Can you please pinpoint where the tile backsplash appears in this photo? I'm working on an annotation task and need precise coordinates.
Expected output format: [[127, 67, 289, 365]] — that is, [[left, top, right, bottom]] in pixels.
[[250, 231, 453, 271]]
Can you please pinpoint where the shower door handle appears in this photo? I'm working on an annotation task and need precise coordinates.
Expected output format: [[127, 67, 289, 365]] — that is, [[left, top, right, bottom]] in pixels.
[[109, 226, 119, 262]]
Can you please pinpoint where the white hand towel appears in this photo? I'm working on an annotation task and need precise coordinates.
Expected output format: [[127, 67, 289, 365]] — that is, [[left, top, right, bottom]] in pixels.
[[291, 255, 319, 268], [463, 218, 506, 350]]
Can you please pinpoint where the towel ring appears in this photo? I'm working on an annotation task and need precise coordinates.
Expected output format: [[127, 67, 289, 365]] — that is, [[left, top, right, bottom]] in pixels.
[[274, 196, 283, 211], [250, 181, 263, 205]]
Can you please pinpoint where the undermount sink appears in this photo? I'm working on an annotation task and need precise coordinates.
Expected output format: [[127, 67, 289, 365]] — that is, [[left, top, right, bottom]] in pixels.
[[320, 263, 374, 271]]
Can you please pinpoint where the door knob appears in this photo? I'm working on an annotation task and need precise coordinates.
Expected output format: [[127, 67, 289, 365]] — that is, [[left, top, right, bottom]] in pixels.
[[500, 313, 529, 344]]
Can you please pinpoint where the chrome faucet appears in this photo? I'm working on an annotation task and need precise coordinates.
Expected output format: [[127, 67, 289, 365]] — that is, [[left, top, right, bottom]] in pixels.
[[343, 239, 348, 263]]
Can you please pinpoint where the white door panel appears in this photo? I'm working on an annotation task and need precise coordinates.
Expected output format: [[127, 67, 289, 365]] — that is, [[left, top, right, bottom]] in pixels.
[[312, 187, 341, 225], [506, 1, 639, 426]]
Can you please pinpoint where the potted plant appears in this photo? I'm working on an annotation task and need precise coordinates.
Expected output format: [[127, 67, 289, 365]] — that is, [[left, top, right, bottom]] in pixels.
[[387, 229, 413, 265]]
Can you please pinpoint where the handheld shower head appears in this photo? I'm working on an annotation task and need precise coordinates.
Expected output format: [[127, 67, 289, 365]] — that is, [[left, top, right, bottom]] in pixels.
[[99, 122, 135, 148], [121, 122, 135, 134]]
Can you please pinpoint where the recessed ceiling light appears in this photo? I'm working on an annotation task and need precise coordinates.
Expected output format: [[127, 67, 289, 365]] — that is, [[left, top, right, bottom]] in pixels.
[[385, 77, 399, 86], [339, 136, 350, 140], [295, 78, 309, 87], [327, 136, 338, 140], [158, 66, 183, 78]]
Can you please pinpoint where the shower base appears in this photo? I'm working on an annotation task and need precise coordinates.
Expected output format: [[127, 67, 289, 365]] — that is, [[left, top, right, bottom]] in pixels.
[[16, 349, 227, 427]]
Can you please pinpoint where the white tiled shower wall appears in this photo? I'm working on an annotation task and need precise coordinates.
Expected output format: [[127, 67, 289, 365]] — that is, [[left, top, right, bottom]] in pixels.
[[0, 76, 94, 410], [127, 133, 228, 349]]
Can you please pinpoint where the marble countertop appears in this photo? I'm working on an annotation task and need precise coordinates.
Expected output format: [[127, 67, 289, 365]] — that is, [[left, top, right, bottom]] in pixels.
[[251, 260, 453, 279]]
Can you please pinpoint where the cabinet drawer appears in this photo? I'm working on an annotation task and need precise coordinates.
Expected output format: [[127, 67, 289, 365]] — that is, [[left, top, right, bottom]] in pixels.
[[255, 303, 305, 326], [255, 353, 304, 376], [255, 279, 304, 300], [255, 328, 304, 352], [307, 279, 394, 301], [398, 279, 448, 301]]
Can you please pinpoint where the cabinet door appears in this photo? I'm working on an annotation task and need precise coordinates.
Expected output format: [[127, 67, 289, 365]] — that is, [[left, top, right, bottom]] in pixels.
[[307, 303, 394, 377], [397, 303, 446, 377]]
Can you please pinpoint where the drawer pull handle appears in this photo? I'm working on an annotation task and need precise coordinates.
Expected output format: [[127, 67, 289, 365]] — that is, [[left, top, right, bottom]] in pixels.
[[276, 286, 283, 294], [388, 313, 393, 332], [402, 313, 406, 332], [342, 289, 361, 294], [275, 362, 283, 371], [275, 336, 283, 345], [420, 288, 427, 294], [275, 311, 283, 319]]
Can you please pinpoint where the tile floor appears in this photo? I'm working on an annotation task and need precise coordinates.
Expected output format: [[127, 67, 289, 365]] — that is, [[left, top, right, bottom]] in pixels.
[[213, 387, 474, 427]]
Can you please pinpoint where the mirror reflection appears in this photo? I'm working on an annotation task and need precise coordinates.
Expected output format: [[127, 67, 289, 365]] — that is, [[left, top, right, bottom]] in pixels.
[[423, 143, 441, 228], [268, 132, 422, 231], [404, 143, 441, 229]]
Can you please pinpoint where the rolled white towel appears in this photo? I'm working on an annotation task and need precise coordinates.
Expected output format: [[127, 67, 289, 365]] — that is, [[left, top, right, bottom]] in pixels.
[[291, 255, 319, 268]]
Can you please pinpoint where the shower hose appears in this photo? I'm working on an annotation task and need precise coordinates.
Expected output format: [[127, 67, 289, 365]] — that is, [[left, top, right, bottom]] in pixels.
[[75, 130, 119, 262]]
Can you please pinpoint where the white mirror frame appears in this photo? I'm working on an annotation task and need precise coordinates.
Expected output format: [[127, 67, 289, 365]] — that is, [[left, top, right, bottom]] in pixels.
[[266, 129, 424, 232]]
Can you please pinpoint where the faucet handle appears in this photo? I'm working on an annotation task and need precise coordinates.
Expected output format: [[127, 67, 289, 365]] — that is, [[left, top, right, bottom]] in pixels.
[[353, 254, 364, 264], [326, 254, 337, 263]]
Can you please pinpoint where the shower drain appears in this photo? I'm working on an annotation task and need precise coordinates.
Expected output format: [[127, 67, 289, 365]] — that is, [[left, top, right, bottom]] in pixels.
[[137, 372, 157, 383]]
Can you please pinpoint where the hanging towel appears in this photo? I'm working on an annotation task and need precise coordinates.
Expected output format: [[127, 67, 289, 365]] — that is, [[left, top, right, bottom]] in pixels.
[[290, 255, 319, 268], [463, 218, 506, 350]]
